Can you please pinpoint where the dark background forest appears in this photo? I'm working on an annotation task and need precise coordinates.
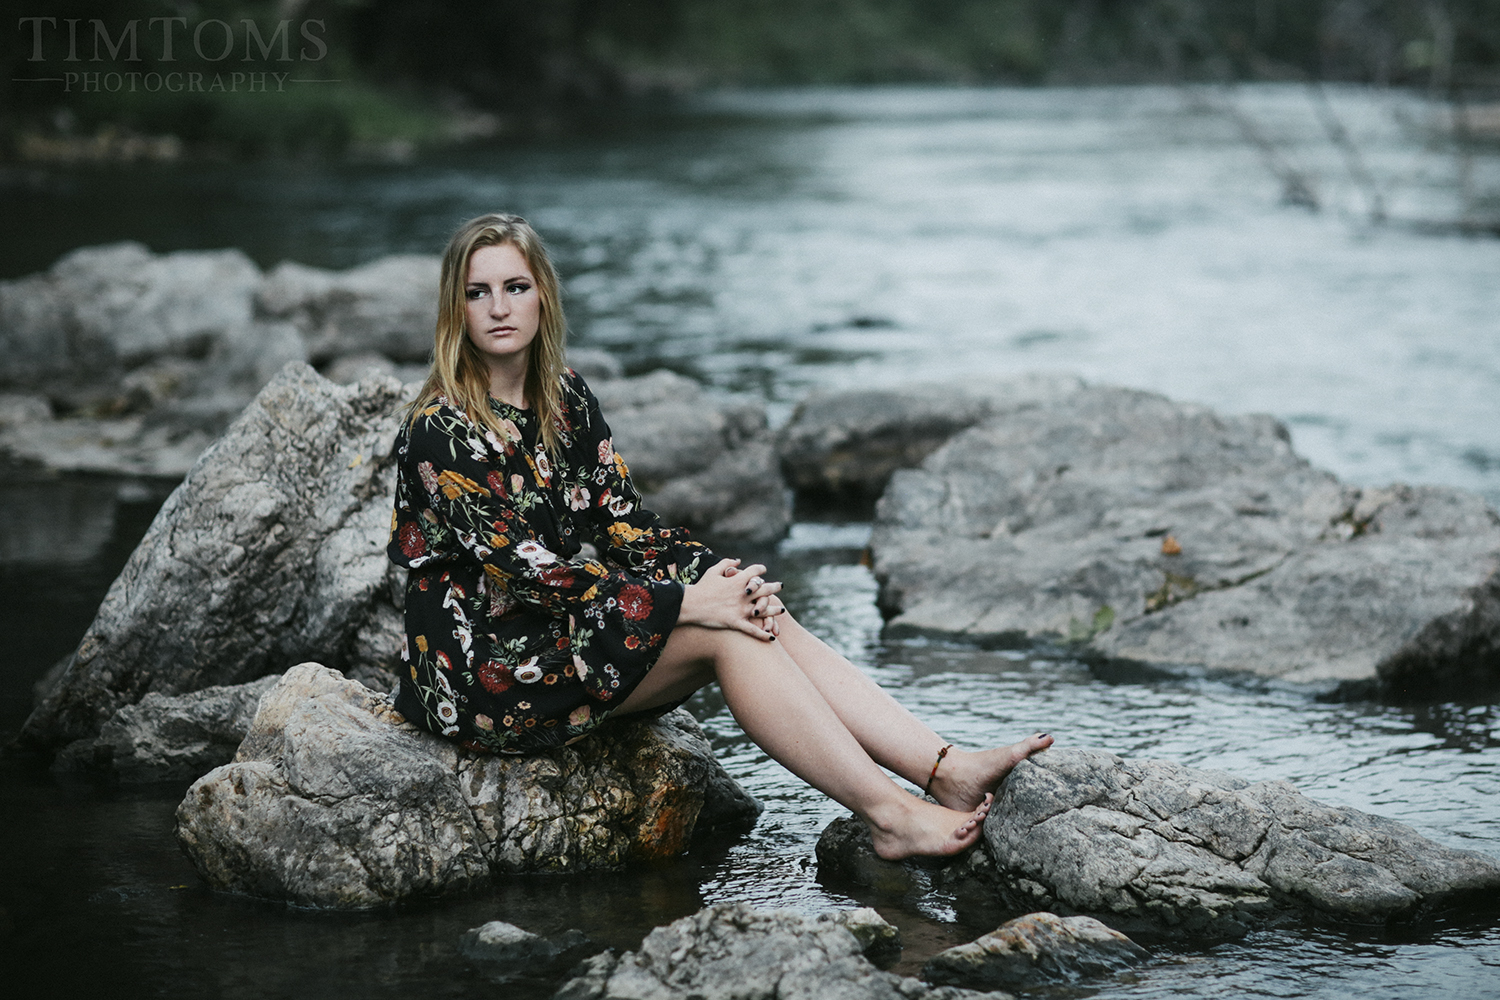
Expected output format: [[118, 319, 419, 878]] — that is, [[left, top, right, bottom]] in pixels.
[[3, 0, 1499, 158]]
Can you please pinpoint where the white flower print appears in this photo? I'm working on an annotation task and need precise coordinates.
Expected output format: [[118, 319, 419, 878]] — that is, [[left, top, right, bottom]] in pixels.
[[568, 484, 591, 511], [418, 461, 439, 496], [534, 445, 553, 485], [598, 437, 613, 464], [466, 436, 488, 463], [514, 539, 558, 567], [515, 656, 543, 683], [609, 494, 634, 516]]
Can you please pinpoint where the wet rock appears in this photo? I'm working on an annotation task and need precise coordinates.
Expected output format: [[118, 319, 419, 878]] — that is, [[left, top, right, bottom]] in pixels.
[[175, 664, 762, 907], [778, 376, 1083, 511], [592, 370, 790, 544], [985, 748, 1500, 937], [0, 393, 51, 427], [87, 675, 283, 783], [552, 903, 1003, 1000], [870, 382, 1500, 695], [922, 912, 1148, 990], [256, 255, 440, 364], [21, 364, 409, 749], [459, 921, 596, 979]]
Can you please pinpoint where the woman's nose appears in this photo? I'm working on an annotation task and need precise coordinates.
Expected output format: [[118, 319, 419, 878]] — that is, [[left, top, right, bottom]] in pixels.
[[489, 289, 509, 316]]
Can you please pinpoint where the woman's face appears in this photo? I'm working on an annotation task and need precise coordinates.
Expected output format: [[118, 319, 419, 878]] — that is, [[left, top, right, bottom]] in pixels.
[[464, 242, 541, 367]]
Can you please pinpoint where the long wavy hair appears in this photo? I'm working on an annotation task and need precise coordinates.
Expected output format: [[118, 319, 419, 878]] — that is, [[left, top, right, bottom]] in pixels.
[[409, 213, 566, 454]]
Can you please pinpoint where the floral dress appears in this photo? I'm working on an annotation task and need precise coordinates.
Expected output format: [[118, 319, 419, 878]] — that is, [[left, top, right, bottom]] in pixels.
[[387, 369, 719, 754]]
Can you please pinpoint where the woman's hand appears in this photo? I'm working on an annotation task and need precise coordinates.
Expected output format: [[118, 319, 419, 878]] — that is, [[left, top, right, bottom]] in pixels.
[[679, 558, 785, 640]]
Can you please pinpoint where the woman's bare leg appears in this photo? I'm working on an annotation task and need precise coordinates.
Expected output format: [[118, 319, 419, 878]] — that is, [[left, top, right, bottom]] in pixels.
[[615, 624, 992, 861], [773, 612, 1053, 811]]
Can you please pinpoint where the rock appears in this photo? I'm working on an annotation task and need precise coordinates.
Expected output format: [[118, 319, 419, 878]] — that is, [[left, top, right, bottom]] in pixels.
[[984, 748, 1500, 937], [0, 393, 51, 427], [552, 903, 1005, 1000], [870, 382, 1500, 695], [777, 375, 1083, 512], [566, 347, 624, 382], [175, 664, 762, 907], [922, 912, 1148, 990], [0, 242, 263, 407], [459, 921, 596, 980], [85, 675, 283, 783], [256, 255, 440, 364], [20, 363, 409, 749], [593, 370, 790, 544]]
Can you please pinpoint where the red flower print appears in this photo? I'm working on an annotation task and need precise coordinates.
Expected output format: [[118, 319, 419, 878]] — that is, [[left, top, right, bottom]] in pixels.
[[486, 471, 507, 498], [398, 522, 428, 559], [478, 660, 514, 694], [436, 651, 453, 671], [617, 584, 652, 621], [624, 635, 641, 650], [538, 564, 576, 588]]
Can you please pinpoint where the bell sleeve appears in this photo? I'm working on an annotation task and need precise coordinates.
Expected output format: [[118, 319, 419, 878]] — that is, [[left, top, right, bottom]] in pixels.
[[401, 403, 685, 703]]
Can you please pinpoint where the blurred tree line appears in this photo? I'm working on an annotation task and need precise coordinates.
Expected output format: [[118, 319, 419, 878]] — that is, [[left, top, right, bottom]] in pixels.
[[4, 0, 1498, 158]]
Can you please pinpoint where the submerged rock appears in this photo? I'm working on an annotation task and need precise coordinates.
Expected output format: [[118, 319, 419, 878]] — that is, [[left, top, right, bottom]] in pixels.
[[459, 921, 596, 980], [871, 382, 1500, 695], [985, 748, 1500, 937], [21, 364, 409, 749], [552, 903, 1001, 1000], [593, 370, 789, 544], [922, 912, 1148, 990], [175, 664, 762, 908]]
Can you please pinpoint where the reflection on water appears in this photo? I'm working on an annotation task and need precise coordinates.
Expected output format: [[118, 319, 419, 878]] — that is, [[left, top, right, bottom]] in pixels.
[[3, 84, 1498, 998]]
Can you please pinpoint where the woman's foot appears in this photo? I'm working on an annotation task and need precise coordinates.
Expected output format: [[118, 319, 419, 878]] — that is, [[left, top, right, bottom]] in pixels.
[[928, 733, 1054, 812], [868, 793, 994, 861]]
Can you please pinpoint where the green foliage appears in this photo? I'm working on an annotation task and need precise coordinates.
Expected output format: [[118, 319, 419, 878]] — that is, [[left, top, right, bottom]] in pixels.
[[5, 0, 1499, 158]]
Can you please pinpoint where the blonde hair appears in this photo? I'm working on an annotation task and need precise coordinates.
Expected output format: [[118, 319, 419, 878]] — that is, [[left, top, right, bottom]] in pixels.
[[410, 213, 567, 453]]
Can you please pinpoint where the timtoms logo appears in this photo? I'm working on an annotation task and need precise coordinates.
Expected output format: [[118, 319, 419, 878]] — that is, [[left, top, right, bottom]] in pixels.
[[15, 17, 334, 93]]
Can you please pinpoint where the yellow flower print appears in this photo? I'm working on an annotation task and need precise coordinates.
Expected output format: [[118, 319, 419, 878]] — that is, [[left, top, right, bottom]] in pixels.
[[415, 635, 428, 652], [483, 564, 513, 585], [607, 522, 648, 545], [613, 453, 630, 478], [437, 469, 490, 500]]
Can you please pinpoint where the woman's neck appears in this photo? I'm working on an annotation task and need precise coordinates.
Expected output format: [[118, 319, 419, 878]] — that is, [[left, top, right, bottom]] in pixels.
[[485, 354, 529, 409]]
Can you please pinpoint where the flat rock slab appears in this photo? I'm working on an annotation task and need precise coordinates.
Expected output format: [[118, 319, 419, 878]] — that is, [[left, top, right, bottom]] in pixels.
[[553, 903, 1009, 1000], [22, 363, 409, 750], [777, 374, 1084, 511], [923, 912, 1148, 990], [870, 382, 1500, 695], [176, 664, 762, 908], [985, 748, 1500, 937]]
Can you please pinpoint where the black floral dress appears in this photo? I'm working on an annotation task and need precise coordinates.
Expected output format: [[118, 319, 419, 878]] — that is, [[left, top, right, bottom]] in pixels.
[[387, 369, 719, 754]]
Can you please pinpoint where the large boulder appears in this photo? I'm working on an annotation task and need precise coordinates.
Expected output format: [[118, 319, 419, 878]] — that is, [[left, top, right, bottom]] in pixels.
[[984, 748, 1500, 937], [777, 375, 1083, 511], [552, 903, 1005, 1000], [922, 912, 1148, 990], [21, 363, 409, 750], [870, 382, 1500, 696], [256, 255, 440, 364], [175, 664, 762, 907], [593, 370, 790, 544]]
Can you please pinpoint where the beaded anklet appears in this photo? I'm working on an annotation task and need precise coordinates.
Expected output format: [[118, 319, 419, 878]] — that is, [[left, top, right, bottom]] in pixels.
[[923, 744, 954, 796]]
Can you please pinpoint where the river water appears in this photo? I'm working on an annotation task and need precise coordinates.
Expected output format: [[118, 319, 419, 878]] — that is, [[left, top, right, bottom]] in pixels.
[[2, 84, 1498, 998]]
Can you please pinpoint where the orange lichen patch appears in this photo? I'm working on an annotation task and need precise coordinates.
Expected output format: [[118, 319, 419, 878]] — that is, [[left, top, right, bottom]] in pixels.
[[630, 783, 705, 860], [1161, 534, 1182, 556]]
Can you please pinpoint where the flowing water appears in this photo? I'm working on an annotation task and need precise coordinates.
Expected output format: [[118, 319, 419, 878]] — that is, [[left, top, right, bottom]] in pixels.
[[2, 84, 1498, 998]]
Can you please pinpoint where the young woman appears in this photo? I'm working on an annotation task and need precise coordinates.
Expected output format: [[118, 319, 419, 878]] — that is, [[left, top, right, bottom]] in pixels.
[[389, 213, 1052, 860]]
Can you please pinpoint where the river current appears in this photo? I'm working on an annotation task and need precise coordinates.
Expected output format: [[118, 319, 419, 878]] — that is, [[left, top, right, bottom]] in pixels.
[[2, 84, 1497, 998]]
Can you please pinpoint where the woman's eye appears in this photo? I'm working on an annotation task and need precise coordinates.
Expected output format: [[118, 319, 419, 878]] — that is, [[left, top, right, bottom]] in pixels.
[[467, 288, 485, 299], [507, 283, 531, 295]]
